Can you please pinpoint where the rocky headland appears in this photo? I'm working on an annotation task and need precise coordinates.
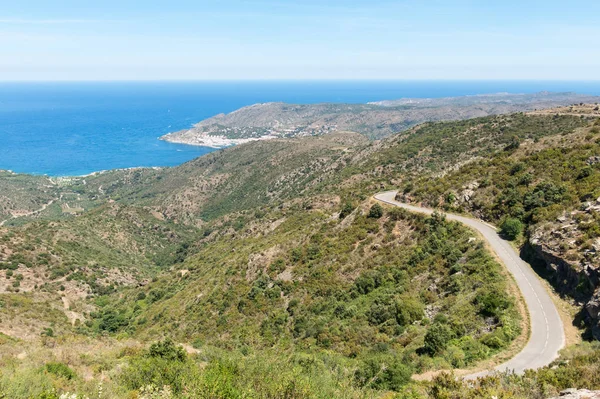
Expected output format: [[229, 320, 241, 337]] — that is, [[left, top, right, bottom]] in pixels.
[[161, 92, 600, 145]]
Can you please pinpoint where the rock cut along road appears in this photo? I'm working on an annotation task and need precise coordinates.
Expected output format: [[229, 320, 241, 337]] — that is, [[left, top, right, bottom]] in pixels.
[[375, 191, 565, 378]]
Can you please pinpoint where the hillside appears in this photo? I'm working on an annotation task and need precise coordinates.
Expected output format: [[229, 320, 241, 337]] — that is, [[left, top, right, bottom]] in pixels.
[[403, 105, 600, 340], [1, 107, 600, 397], [0, 171, 62, 224], [0, 202, 199, 340], [160, 92, 599, 145], [19, 111, 589, 227]]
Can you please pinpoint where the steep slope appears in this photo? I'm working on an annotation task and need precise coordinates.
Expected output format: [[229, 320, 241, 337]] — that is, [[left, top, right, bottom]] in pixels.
[[1, 113, 592, 227], [92, 199, 522, 375], [89, 112, 596, 223], [375, 191, 563, 376], [403, 106, 600, 339], [0, 202, 199, 339]]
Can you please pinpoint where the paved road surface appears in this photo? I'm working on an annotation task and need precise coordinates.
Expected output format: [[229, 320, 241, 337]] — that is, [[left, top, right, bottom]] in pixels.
[[375, 191, 564, 378]]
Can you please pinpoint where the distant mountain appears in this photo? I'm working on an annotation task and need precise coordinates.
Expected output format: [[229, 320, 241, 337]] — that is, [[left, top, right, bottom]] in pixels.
[[161, 91, 600, 145]]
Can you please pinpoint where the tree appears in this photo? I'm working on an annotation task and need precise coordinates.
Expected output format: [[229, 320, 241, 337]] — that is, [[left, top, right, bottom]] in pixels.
[[368, 203, 384, 219], [500, 218, 523, 240], [428, 211, 447, 229]]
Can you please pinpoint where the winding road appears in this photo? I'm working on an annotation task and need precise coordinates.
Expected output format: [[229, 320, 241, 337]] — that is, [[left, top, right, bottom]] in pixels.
[[375, 191, 565, 377]]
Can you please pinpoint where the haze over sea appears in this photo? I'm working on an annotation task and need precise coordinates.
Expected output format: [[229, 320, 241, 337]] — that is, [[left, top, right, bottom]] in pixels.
[[1, 80, 600, 176]]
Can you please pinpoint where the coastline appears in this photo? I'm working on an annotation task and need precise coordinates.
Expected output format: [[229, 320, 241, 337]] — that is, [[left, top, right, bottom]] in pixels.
[[160, 130, 278, 148], [0, 166, 166, 179]]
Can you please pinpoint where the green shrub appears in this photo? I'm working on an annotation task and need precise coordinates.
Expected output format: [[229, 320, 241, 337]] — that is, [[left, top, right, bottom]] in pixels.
[[477, 288, 511, 317], [339, 202, 355, 219], [504, 135, 521, 151], [500, 218, 523, 240], [44, 362, 76, 380], [578, 166, 593, 179], [121, 355, 191, 394], [424, 323, 454, 355], [121, 340, 191, 394], [510, 162, 525, 175], [97, 309, 129, 332], [355, 356, 412, 391], [147, 338, 187, 362], [396, 298, 425, 325], [368, 203, 384, 219], [187, 360, 241, 398], [40, 327, 54, 337]]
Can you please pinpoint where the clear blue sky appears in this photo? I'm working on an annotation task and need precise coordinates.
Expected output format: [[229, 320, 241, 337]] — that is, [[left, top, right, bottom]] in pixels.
[[1, 0, 598, 81]]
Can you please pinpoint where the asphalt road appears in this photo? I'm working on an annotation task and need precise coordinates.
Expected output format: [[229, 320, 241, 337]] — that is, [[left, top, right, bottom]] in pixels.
[[374, 191, 565, 377]]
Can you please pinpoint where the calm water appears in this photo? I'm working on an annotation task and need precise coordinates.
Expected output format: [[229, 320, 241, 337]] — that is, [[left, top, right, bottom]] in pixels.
[[1, 80, 599, 176]]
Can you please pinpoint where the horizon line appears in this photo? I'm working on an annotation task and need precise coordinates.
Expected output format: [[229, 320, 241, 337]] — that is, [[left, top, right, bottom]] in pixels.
[[2, 78, 600, 83]]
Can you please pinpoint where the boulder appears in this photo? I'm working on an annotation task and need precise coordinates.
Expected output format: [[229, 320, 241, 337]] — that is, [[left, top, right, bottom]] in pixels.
[[549, 389, 600, 399], [587, 156, 600, 165]]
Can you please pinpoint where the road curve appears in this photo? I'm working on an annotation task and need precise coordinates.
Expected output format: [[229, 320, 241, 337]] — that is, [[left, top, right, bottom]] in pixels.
[[374, 191, 564, 378]]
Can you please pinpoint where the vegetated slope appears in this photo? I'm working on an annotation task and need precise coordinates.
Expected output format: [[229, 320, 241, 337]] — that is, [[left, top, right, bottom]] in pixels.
[[403, 106, 600, 339], [0, 113, 592, 227], [90, 200, 521, 386], [0, 171, 61, 222], [150, 132, 369, 222], [0, 202, 198, 339], [316, 113, 594, 204], [1, 109, 599, 398], [422, 341, 600, 399], [161, 92, 599, 143], [0, 133, 366, 226], [86, 113, 596, 224]]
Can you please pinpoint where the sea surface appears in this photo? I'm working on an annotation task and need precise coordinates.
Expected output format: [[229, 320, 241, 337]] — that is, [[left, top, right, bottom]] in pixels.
[[1, 80, 600, 176]]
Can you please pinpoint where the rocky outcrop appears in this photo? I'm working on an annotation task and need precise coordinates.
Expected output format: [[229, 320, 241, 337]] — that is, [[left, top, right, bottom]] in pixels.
[[587, 296, 600, 340], [528, 200, 600, 340], [431, 180, 600, 340], [549, 389, 600, 399]]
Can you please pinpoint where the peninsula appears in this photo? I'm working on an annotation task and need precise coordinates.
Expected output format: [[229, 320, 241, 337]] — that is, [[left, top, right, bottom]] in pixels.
[[160, 91, 600, 146]]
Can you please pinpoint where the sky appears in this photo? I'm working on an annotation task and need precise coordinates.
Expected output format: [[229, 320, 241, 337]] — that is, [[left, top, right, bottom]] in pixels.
[[1, 0, 599, 81]]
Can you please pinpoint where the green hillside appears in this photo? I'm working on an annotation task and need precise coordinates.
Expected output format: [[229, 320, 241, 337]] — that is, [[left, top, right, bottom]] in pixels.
[[0, 108, 599, 398], [404, 113, 600, 339]]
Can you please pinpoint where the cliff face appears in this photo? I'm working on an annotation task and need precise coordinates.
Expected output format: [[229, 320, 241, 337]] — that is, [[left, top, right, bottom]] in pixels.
[[529, 205, 600, 339], [528, 245, 600, 341]]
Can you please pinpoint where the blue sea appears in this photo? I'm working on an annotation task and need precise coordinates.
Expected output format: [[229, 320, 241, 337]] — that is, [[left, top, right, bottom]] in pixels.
[[1, 80, 600, 176]]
